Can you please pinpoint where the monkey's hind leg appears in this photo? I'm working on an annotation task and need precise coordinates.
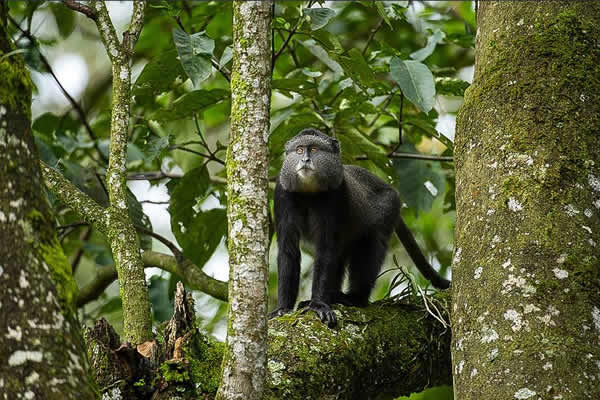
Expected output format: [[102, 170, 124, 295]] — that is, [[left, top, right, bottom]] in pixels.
[[341, 234, 388, 307]]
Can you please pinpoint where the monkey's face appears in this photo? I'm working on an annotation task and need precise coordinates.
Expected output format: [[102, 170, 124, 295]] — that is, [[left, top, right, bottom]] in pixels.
[[279, 130, 344, 193]]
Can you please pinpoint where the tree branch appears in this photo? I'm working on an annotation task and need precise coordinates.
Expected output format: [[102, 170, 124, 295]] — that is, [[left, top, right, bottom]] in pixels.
[[89, 0, 152, 344], [63, 0, 98, 20], [355, 153, 453, 162], [265, 296, 452, 399], [90, 1, 121, 61], [41, 163, 110, 234], [76, 250, 229, 307]]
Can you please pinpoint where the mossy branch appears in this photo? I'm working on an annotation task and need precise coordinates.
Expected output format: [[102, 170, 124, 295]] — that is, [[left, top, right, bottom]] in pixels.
[[265, 297, 452, 399], [77, 251, 228, 307], [41, 162, 109, 234], [63, 0, 152, 344]]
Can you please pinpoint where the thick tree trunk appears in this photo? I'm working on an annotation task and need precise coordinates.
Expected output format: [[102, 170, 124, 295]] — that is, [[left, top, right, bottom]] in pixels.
[[453, 2, 600, 399], [216, 1, 272, 400], [0, 2, 96, 398]]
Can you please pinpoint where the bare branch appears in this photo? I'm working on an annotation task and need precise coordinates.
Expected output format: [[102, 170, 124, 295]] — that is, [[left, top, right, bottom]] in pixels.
[[355, 153, 453, 162], [90, 1, 121, 61], [123, 0, 146, 54], [76, 250, 229, 307], [63, 0, 97, 20]]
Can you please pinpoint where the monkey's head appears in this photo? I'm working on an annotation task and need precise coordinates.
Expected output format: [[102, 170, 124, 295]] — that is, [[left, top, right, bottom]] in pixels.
[[279, 128, 344, 193]]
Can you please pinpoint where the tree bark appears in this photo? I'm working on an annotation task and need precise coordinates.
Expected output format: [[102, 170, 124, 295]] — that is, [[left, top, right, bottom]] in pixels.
[[216, 2, 272, 399], [453, 2, 600, 399], [86, 297, 451, 399], [0, 2, 96, 398], [265, 299, 451, 400]]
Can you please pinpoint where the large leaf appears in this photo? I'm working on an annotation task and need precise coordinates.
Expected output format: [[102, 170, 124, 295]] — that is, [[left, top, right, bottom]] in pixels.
[[298, 39, 343, 75], [410, 29, 445, 62], [152, 89, 230, 121], [335, 48, 379, 93], [392, 145, 445, 213], [169, 167, 227, 268], [172, 28, 215, 88], [303, 7, 336, 30], [374, 2, 392, 29], [390, 57, 436, 113], [133, 47, 185, 100], [49, 3, 76, 38]]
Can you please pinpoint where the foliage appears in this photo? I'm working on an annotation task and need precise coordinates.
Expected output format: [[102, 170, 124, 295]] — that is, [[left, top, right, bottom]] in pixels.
[[7, 1, 474, 396]]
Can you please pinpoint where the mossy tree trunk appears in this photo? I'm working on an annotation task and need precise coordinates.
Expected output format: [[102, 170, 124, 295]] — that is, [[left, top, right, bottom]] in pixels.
[[216, 1, 272, 400], [453, 2, 600, 399], [0, 2, 96, 398]]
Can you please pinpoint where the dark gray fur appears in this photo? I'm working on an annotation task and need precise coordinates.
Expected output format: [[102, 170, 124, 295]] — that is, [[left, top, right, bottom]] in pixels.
[[271, 128, 449, 327]]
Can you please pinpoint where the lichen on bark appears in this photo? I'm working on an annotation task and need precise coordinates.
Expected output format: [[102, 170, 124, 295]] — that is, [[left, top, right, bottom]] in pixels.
[[0, 2, 97, 397], [453, 2, 600, 399], [216, 2, 272, 400]]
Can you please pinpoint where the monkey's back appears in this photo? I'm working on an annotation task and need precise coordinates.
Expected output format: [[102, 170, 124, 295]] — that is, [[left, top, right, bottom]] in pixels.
[[342, 165, 400, 235]]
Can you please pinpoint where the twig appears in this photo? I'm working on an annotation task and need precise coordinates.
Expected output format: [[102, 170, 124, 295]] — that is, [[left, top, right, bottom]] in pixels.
[[56, 222, 90, 231], [388, 93, 405, 155], [140, 200, 169, 205], [7, 15, 108, 164], [127, 170, 183, 181], [72, 227, 93, 274], [135, 225, 182, 260], [63, 0, 97, 20], [362, 18, 384, 56], [211, 58, 231, 82], [355, 153, 453, 162], [272, 0, 315, 68]]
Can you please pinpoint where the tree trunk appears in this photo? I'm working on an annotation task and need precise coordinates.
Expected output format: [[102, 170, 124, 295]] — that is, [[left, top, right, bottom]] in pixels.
[[453, 2, 600, 399], [216, 1, 272, 400], [0, 2, 96, 398]]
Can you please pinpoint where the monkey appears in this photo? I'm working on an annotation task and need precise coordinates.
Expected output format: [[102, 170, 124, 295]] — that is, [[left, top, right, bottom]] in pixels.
[[268, 128, 451, 327]]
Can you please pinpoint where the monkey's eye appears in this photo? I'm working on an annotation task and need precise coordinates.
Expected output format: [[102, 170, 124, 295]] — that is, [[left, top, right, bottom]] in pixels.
[[296, 147, 304, 155], [310, 147, 318, 154]]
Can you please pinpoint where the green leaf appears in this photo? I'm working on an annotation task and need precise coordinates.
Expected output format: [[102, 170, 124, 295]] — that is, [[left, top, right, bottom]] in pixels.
[[410, 29, 445, 62], [435, 77, 470, 97], [298, 39, 343, 75], [390, 57, 436, 113], [335, 48, 379, 93], [169, 167, 227, 268], [148, 276, 173, 322], [272, 79, 317, 95], [219, 46, 233, 68], [392, 145, 446, 213], [339, 130, 389, 171], [49, 3, 76, 38], [133, 47, 185, 100], [172, 28, 215, 88], [152, 89, 230, 121], [303, 7, 336, 30], [142, 134, 171, 161], [374, 2, 392, 29]]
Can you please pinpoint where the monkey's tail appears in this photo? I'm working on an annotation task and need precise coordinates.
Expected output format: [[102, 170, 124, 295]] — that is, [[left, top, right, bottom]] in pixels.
[[395, 217, 451, 289]]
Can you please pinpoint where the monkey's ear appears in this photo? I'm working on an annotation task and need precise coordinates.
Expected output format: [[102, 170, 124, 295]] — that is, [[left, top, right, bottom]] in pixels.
[[330, 138, 340, 153]]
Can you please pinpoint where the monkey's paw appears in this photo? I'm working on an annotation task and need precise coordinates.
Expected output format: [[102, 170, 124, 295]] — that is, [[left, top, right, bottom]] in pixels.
[[268, 307, 292, 319], [299, 300, 337, 328]]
